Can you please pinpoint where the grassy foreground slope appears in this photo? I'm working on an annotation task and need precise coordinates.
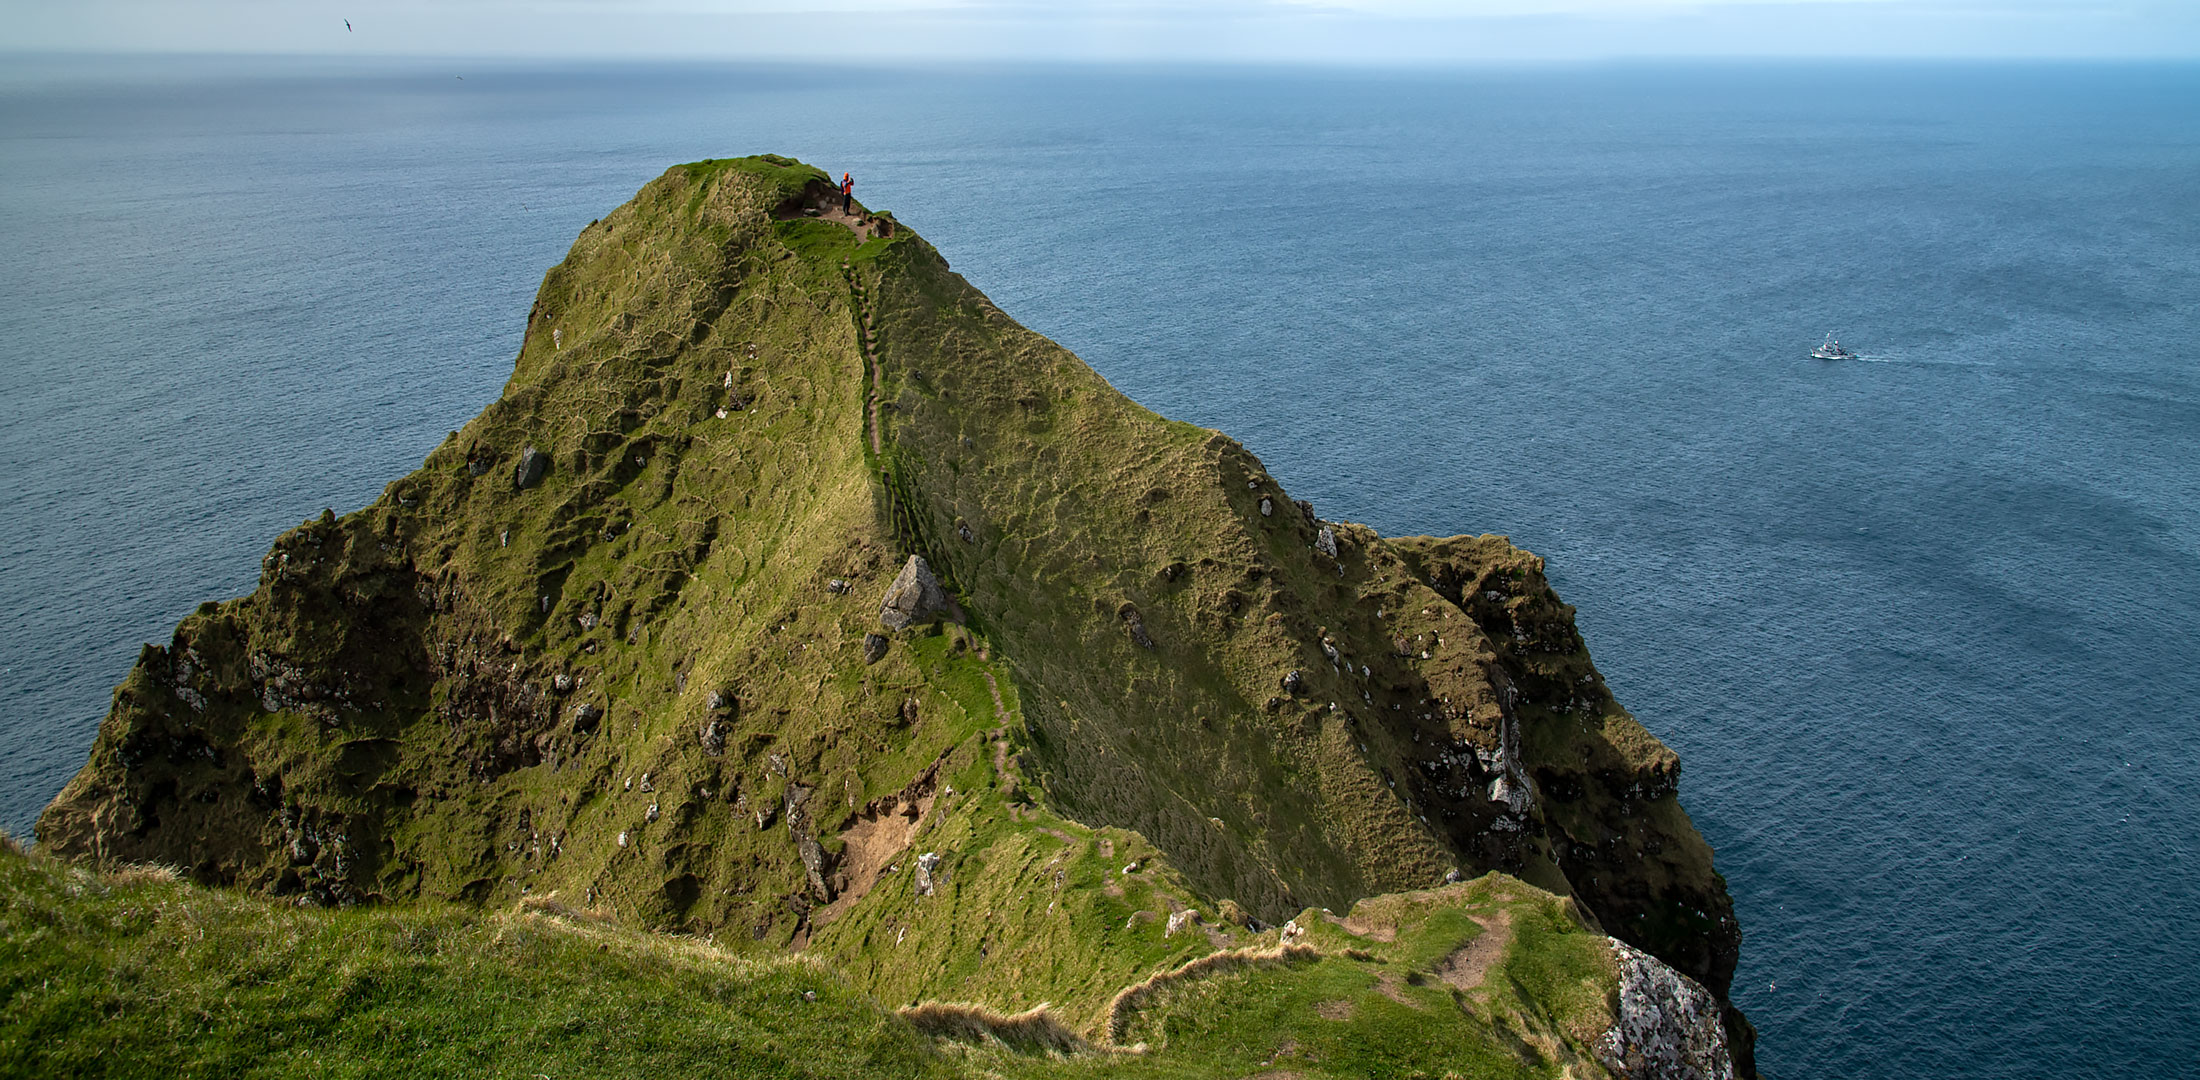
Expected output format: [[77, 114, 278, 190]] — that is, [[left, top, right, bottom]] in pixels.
[[0, 839, 1625, 1079], [35, 155, 1752, 1068]]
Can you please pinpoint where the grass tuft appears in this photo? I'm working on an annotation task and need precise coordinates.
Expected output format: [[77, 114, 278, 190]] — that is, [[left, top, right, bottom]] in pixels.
[[1104, 943, 1322, 1044], [899, 1001, 1089, 1056]]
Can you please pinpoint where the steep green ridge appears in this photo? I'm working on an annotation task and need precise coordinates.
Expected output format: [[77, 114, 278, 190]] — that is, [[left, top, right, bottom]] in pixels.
[[36, 155, 1752, 1070]]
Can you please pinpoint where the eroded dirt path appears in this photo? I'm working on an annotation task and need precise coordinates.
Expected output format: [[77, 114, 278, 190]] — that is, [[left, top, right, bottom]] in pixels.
[[1434, 908, 1514, 991], [817, 202, 885, 242], [983, 671, 1015, 776]]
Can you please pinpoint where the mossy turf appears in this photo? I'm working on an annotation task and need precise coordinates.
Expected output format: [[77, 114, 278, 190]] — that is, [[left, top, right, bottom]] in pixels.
[[0, 841, 947, 1080], [35, 154, 1750, 1069], [1, 840, 1624, 1079]]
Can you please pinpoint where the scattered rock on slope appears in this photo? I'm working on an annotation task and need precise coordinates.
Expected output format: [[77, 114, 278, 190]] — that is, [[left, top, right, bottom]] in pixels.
[[878, 555, 950, 631], [513, 446, 549, 489]]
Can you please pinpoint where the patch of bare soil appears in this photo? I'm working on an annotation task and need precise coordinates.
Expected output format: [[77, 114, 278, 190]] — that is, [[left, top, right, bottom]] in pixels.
[[810, 768, 938, 929], [1339, 912, 1397, 942], [1434, 909, 1513, 992], [816, 203, 888, 242], [1314, 999, 1355, 1020], [773, 177, 889, 242], [1374, 971, 1423, 1008]]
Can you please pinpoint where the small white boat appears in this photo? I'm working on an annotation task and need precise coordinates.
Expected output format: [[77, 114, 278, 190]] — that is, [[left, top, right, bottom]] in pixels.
[[1811, 333, 1855, 361]]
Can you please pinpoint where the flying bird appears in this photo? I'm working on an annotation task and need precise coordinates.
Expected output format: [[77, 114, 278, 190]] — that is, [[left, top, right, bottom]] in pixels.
[[344, 19, 351, 31]]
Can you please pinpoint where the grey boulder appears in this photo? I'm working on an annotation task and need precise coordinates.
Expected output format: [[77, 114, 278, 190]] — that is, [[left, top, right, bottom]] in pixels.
[[878, 555, 950, 631]]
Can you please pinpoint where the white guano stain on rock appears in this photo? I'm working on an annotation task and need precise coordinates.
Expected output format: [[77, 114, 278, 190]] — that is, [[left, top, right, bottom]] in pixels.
[[1598, 938, 1734, 1080]]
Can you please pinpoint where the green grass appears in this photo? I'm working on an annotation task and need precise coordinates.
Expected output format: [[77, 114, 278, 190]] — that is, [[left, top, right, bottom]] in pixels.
[[1, 839, 1625, 1079], [0, 840, 950, 1080]]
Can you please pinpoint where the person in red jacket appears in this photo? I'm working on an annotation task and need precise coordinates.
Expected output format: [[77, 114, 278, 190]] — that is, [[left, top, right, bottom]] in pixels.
[[840, 172, 853, 213]]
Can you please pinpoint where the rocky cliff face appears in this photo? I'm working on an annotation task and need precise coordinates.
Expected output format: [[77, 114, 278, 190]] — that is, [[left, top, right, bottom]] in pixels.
[[39, 155, 1752, 1072]]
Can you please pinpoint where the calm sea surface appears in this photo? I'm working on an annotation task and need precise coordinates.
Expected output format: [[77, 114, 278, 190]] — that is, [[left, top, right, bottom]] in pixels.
[[3, 56, 2195, 1078]]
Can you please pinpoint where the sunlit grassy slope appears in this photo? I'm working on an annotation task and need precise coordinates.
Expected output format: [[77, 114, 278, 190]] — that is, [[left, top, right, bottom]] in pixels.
[[0, 837, 1624, 1079]]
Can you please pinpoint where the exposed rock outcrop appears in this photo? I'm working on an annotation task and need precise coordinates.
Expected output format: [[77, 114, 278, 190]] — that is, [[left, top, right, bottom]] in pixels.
[[1599, 939, 1736, 1080], [513, 446, 548, 489], [878, 555, 949, 631]]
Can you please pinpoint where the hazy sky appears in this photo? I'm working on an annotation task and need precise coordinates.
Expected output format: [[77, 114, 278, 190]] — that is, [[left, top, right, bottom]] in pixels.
[[7, 0, 2197, 61]]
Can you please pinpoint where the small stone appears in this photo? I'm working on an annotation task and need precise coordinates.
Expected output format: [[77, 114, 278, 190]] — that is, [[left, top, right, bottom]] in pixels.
[[915, 851, 943, 896], [1315, 525, 1339, 559], [616, 830, 629, 848], [1119, 604, 1156, 649], [1166, 910, 1200, 936], [862, 633, 889, 664], [1280, 669, 1304, 694], [646, 802, 660, 823], [1260, 496, 1273, 517], [826, 578, 851, 595], [553, 672, 574, 694], [570, 702, 601, 733]]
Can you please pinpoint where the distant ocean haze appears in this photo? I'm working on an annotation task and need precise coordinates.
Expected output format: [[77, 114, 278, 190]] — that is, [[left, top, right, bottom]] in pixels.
[[1, 56, 2194, 1080]]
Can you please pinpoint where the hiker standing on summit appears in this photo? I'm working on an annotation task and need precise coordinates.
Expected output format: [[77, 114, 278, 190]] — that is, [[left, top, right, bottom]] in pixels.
[[840, 172, 854, 213]]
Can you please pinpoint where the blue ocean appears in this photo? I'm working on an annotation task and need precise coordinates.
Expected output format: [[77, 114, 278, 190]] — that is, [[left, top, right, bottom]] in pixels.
[[2, 56, 2195, 1077]]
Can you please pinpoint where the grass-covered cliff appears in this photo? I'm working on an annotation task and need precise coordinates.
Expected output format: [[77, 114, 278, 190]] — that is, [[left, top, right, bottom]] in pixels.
[[30, 155, 1752, 1075]]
